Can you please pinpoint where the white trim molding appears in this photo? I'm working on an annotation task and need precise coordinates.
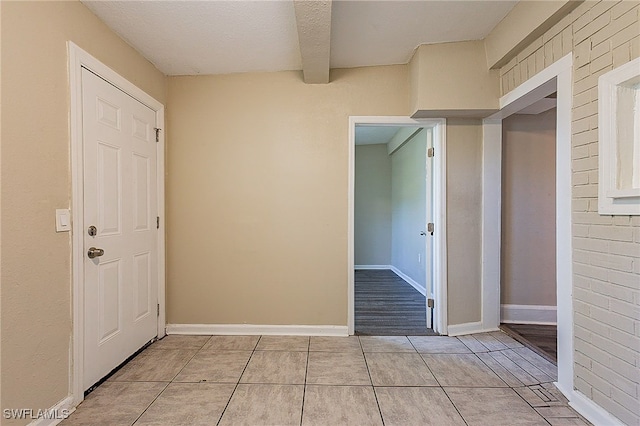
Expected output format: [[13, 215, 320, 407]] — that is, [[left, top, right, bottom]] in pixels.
[[569, 390, 625, 426], [166, 324, 349, 337], [348, 116, 447, 336], [68, 42, 166, 407], [390, 266, 426, 296], [354, 265, 392, 270], [500, 304, 557, 325], [484, 53, 574, 399], [447, 321, 499, 337], [27, 396, 75, 426]]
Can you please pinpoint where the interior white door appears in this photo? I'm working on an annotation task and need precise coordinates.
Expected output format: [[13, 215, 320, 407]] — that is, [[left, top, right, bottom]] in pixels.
[[82, 68, 158, 390]]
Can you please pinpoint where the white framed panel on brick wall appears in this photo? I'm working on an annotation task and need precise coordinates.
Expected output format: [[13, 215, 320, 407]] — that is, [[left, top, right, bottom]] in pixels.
[[598, 57, 640, 216]]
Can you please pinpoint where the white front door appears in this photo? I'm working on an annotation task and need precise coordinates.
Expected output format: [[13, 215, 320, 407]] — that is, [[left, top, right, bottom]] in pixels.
[[82, 68, 158, 390]]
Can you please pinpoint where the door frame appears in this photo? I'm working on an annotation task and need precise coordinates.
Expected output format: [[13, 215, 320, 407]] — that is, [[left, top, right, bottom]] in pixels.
[[482, 53, 574, 397], [348, 117, 447, 335], [68, 42, 166, 405]]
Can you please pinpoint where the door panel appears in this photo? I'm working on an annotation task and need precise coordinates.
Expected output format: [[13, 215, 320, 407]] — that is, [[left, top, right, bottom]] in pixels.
[[82, 68, 158, 390]]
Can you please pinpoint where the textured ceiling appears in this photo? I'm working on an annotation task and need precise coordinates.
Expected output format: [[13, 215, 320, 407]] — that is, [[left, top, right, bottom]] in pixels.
[[82, 0, 518, 76]]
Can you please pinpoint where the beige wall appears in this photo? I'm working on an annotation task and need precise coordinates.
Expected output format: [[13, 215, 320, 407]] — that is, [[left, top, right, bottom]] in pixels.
[[166, 66, 409, 325], [355, 144, 392, 266], [446, 119, 483, 325], [1, 1, 166, 422], [501, 110, 557, 307], [499, 1, 640, 423], [409, 41, 500, 118]]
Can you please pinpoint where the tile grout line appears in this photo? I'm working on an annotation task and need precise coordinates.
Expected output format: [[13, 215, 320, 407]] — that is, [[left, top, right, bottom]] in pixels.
[[413, 336, 469, 426], [215, 336, 261, 426], [359, 336, 386, 426], [299, 337, 311, 426], [130, 335, 212, 425]]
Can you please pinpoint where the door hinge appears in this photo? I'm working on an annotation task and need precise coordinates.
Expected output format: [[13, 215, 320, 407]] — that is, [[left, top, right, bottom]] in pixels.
[[427, 298, 434, 308], [427, 147, 435, 157], [157, 216, 160, 229], [157, 303, 160, 317], [154, 128, 161, 143], [427, 222, 434, 235]]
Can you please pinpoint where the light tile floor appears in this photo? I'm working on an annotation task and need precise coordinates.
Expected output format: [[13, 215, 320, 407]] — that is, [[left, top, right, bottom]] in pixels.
[[63, 332, 591, 426]]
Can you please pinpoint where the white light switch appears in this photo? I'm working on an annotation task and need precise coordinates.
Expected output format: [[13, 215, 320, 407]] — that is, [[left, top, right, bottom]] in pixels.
[[56, 209, 71, 232]]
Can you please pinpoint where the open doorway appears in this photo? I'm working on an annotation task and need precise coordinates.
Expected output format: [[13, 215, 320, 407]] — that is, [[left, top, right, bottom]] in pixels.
[[348, 117, 447, 336], [499, 102, 558, 364], [354, 126, 433, 335]]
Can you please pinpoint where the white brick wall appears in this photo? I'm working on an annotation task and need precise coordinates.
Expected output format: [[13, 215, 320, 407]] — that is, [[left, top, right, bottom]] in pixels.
[[499, 2, 640, 424]]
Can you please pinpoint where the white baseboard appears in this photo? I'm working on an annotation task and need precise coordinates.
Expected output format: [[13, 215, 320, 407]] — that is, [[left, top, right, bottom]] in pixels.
[[500, 304, 557, 325], [166, 324, 349, 336], [447, 321, 499, 336], [27, 396, 75, 426], [354, 265, 392, 270], [568, 389, 624, 426], [389, 266, 426, 296]]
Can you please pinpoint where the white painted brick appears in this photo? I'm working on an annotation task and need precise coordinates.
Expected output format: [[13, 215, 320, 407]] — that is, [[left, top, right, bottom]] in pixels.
[[592, 5, 639, 47], [575, 350, 593, 369], [576, 363, 613, 396], [613, 216, 632, 226], [591, 38, 612, 60], [592, 279, 635, 303], [589, 0, 616, 21], [573, 6, 593, 33], [609, 240, 640, 258], [572, 129, 598, 146], [590, 305, 635, 334], [611, 388, 640, 417], [591, 333, 639, 366], [635, 227, 640, 243], [573, 211, 613, 225], [575, 324, 593, 343], [610, 298, 640, 320], [575, 301, 593, 320], [593, 388, 638, 425], [552, 34, 563, 62], [589, 199, 600, 212], [588, 169, 599, 184], [573, 200, 590, 213], [574, 225, 589, 239], [632, 217, 640, 227], [533, 46, 543, 75], [590, 252, 634, 273], [590, 225, 634, 241], [573, 116, 591, 134], [588, 114, 599, 130], [634, 259, 640, 274], [610, 356, 640, 385], [575, 248, 591, 264], [575, 333, 612, 365], [608, 269, 640, 290], [517, 37, 543, 63], [574, 62, 591, 82], [544, 41, 554, 68], [575, 376, 593, 399], [573, 103, 599, 122], [612, 0, 639, 20], [575, 262, 609, 281], [575, 274, 593, 290], [613, 41, 632, 67], [590, 50, 614, 73], [576, 10, 611, 44], [609, 327, 640, 351], [611, 19, 640, 49], [577, 286, 610, 309], [592, 360, 638, 397], [575, 39, 592, 69], [575, 235, 609, 252], [631, 34, 640, 59], [573, 184, 599, 198]]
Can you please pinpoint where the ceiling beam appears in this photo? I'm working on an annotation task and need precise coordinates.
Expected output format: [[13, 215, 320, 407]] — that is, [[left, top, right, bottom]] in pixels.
[[293, 0, 332, 84]]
